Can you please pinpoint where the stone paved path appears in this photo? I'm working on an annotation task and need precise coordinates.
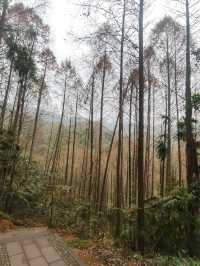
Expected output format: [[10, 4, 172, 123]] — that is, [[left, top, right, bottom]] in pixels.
[[0, 228, 85, 266]]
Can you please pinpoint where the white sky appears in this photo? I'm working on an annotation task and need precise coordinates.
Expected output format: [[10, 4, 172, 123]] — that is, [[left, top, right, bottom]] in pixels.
[[12, 0, 199, 125], [47, 0, 170, 63], [16, 0, 200, 66], [47, 0, 91, 63], [46, 0, 172, 123]]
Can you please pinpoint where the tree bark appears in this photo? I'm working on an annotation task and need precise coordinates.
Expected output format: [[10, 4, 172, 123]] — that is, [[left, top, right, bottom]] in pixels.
[[128, 80, 134, 207], [185, 0, 199, 188], [0, 0, 8, 44], [50, 77, 67, 184], [185, 0, 199, 256], [28, 63, 47, 164], [96, 51, 106, 206], [174, 38, 182, 187], [166, 33, 171, 192], [0, 58, 14, 129], [137, 0, 144, 253], [88, 73, 95, 201], [64, 118, 72, 185], [44, 120, 54, 177], [116, 0, 126, 236], [144, 62, 151, 199], [69, 93, 78, 187], [151, 86, 155, 197]]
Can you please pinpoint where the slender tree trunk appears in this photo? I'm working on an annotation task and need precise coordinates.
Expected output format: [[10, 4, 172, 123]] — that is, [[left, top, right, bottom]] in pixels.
[[54, 132, 63, 178], [12, 79, 24, 135], [174, 39, 182, 187], [137, 0, 144, 253], [185, 0, 199, 256], [132, 120, 137, 203], [64, 118, 72, 185], [151, 87, 155, 197], [128, 80, 134, 207], [126, 156, 129, 207], [69, 93, 78, 187], [0, 0, 8, 44], [44, 120, 54, 177], [28, 63, 47, 164], [82, 117, 90, 199], [99, 115, 118, 211], [185, 0, 199, 188], [144, 62, 151, 199], [0, 58, 14, 129], [17, 80, 27, 144], [80, 125, 89, 198], [133, 84, 138, 204], [50, 78, 67, 183], [166, 33, 171, 192], [160, 95, 167, 198], [9, 82, 19, 130], [99, 83, 129, 211], [88, 73, 95, 201], [116, 0, 126, 236], [80, 131, 87, 181], [97, 52, 106, 206], [17, 37, 36, 143]]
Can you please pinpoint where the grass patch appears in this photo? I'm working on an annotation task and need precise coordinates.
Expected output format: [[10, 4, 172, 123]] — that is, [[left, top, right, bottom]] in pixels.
[[0, 210, 12, 221], [154, 255, 200, 266], [65, 239, 93, 249]]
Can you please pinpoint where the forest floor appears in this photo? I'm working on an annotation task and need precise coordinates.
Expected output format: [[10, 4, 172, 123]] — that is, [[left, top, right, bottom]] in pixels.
[[0, 227, 85, 266], [0, 218, 151, 266], [0, 217, 198, 266], [57, 229, 152, 266]]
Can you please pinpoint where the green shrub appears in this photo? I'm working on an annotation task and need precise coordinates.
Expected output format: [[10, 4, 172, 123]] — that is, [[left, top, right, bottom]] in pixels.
[[144, 185, 200, 256], [0, 210, 11, 221], [154, 255, 200, 266], [66, 239, 93, 249]]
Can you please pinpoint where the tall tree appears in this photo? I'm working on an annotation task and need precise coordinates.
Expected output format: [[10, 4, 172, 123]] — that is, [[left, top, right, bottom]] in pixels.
[[185, 0, 199, 256], [137, 0, 144, 253], [64, 118, 72, 185], [88, 71, 95, 201], [0, 0, 8, 43], [69, 93, 79, 188], [115, 0, 126, 236], [185, 0, 199, 189], [28, 48, 56, 164], [96, 52, 107, 206]]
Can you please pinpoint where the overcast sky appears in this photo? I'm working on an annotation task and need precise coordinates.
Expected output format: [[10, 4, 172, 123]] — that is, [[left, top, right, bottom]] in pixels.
[[47, 0, 90, 63], [45, 0, 172, 122], [22, 0, 199, 125], [15, 0, 199, 66], [47, 0, 171, 63]]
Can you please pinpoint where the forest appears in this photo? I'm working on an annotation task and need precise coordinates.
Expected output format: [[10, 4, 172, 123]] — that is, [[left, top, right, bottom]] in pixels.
[[0, 0, 200, 265]]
